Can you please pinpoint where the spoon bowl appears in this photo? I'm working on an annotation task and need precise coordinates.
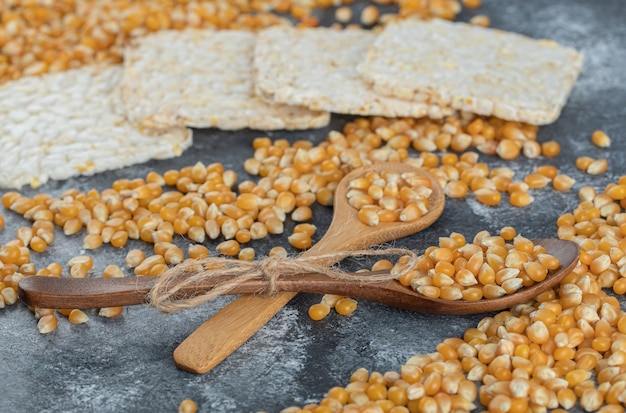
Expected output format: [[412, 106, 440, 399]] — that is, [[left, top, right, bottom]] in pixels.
[[18, 238, 579, 314]]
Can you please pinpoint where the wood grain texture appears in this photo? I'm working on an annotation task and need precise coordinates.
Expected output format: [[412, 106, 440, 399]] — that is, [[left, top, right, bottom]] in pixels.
[[17, 238, 579, 314], [20, 238, 579, 314]]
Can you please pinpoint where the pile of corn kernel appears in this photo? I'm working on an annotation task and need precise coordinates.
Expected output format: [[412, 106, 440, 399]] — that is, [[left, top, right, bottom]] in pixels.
[[347, 170, 434, 226], [278, 149, 625, 413], [282, 192, 626, 413], [0, 0, 468, 85], [399, 230, 562, 302]]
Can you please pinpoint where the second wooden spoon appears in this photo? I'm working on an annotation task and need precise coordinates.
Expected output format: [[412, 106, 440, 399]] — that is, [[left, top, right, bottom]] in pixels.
[[18, 237, 579, 314]]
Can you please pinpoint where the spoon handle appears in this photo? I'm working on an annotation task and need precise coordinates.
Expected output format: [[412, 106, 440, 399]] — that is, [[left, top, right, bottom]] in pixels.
[[17, 271, 391, 309], [171, 232, 365, 373]]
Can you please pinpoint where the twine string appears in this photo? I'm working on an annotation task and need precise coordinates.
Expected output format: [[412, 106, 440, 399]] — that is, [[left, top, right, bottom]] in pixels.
[[148, 247, 419, 313]]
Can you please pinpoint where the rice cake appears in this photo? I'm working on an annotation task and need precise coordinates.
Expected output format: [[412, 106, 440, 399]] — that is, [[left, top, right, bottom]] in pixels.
[[357, 18, 584, 125], [254, 26, 452, 119], [0, 65, 192, 190], [120, 29, 330, 131]]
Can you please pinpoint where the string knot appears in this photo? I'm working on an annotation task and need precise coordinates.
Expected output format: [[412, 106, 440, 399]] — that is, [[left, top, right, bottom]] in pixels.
[[147, 247, 418, 313]]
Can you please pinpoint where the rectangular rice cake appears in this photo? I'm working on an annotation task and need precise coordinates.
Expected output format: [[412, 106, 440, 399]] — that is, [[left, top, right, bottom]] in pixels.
[[0, 65, 192, 190], [119, 29, 330, 131], [357, 18, 584, 125], [254, 26, 453, 119]]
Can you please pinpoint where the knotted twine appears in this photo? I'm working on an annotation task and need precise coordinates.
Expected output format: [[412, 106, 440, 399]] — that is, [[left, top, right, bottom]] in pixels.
[[148, 247, 419, 313]]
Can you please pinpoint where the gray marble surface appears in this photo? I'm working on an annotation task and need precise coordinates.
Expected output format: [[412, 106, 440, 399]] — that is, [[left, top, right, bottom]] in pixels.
[[1, 0, 625, 412]]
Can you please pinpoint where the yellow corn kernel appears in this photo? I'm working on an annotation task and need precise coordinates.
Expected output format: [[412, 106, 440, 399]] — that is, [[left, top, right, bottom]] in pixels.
[[524, 173, 550, 188], [103, 264, 124, 278], [482, 283, 506, 299], [360, 5, 380, 25], [1, 286, 17, 305], [575, 156, 594, 172], [110, 230, 128, 248], [499, 226, 516, 241], [489, 175, 511, 192], [587, 158, 608, 175], [233, 229, 250, 244], [316, 188, 334, 206], [469, 13, 490, 26], [474, 188, 501, 206], [335, 298, 358, 316], [591, 130, 611, 148], [238, 247, 255, 261], [334, 6, 352, 22], [565, 369, 591, 387], [216, 240, 240, 257], [509, 190, 534, 207], [461, 287, 483, 301], [606, 184, 626, 200], [98, 306, 124, 318], [276, 192, 296, 213], [154, 242, 175, 257], [265, 217, 284, 235], [164, 247, 184, 265], [178, 399, 197, 413], [399, 203, 423, 222], [148, 263, 168, 276], [552, 174, 576, 191], [68, 309, 89, 324], [188, 245, 210, 260], [134, 255, 166, 276], [579, 388, 603, 412], [327, 386, 349, 405], [496, 139, 521, 160], [29, 235, 47, 252], [541, 141, 560, 157], [291, 206, 312, 222], [358, 207, 379, 226], [524, 261, 548, 282], [319, 295, 343, 309], [125, 249, 146, 268], [309, 303, 330, 321], [536, 165, 559, 179], [269, 246, 288, 258], [37, 314, 58, 334], [67, 255, 93, 271], [63, 218, 82, 235], [557, 388, 576, 410], [462, 0, 481, 9], [445, 180, 469, 198]]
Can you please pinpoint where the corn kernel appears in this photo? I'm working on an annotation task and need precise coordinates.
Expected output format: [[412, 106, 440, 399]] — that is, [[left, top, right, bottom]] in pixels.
[[335, 298, 358, 316], [360, 5, 380, 26], [68, 309, 89, 325], [216, 240, 240, 257], [591, 130, 611, 148], [587, 159, 608, 175], [541, 141, 560, 157], [178, 399, 197, 413], [37, 314, 58, 334], [306, 303, 331, 323]]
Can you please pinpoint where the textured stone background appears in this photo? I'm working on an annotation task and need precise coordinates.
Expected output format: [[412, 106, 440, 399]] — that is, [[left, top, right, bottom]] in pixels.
[[1, 0, 625, 412]]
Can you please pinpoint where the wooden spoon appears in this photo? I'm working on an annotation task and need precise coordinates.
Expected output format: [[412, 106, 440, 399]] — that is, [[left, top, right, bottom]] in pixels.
[[169, 161, 446, 373], [18, 237, 579, 314], [20, 162, 444, 374]]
